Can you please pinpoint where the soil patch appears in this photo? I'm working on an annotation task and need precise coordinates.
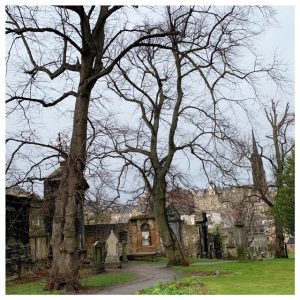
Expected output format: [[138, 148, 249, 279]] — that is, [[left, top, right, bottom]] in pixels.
[[6, 270, 48, 285]]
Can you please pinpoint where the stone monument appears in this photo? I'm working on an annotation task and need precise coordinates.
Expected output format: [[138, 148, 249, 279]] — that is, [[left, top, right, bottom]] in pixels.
[[105, 229, 121, 268], [92, 241, 106, 274]]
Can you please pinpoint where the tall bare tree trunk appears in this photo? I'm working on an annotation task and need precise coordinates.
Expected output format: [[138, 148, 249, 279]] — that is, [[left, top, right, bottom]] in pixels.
[[47, 84, 92, 291], [274, 220, 287, 258], [48, 163, 82, 291], [251, 130, 287, 258], [152, 179, 186, 266]]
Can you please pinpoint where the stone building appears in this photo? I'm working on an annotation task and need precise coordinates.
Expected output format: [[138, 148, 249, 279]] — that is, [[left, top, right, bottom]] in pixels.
[[6, 187, 48, 275], [83, 214, 162, 262], [6, 164, 277, 275], [82, 185, 275, 261], [6, 187, 31, 249], [84, 223, 128, 260], [192, 186, 273, 258], [29, 193, 49, 260], [127, 214, 161, 259]]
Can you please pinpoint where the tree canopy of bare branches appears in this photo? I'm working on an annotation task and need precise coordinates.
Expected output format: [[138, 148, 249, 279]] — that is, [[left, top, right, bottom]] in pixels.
[[86, 6, 286, 265], [6, 5, 290, 289]]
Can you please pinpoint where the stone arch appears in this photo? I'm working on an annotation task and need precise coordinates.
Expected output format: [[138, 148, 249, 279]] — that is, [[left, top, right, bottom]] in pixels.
[[141, 223, 151, 246]]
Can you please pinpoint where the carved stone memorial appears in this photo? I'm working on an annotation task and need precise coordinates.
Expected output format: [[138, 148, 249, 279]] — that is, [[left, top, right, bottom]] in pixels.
[[105, 229, 121, 268], [92, 241, 106, 274]]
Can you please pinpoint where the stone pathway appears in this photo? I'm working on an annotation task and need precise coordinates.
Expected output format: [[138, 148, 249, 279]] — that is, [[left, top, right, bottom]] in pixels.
[[86, 260, 236, 295], [95, 262, 182, 295]]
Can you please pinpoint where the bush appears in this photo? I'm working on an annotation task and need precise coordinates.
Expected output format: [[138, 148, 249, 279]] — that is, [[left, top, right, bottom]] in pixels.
[[138, 277, 204, 295]]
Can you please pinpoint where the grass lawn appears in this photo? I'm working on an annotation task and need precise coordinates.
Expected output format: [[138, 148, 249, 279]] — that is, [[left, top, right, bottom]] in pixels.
[[6, 271, 136, 295], [130, 256, 218, 265], [6, 280, 63, 295], [139, 258, 295, 295]]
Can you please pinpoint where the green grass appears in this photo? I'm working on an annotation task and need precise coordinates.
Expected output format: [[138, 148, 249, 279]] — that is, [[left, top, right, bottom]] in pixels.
[[6, 271, 136, 295], [128, 257, 169, 264], [188, 259, 294, 294], [138, 276, 205, 295], [6, 280, 63, 295], [130, 256, 218, 265], [140, 258, 295, 295], [81, 272, 136, 287], [288, 249, 295, 259], [189, 257, 219, 264]]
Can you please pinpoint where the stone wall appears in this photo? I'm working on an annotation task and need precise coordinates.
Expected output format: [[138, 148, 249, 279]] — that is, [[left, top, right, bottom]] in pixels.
[[85, 223, 128, 259], [29, 197, 49, 259]]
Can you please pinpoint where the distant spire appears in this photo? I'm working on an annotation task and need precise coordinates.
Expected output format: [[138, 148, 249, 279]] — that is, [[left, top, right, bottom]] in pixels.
[[251, 129, 258, 155], [250, 130, 267, 191]]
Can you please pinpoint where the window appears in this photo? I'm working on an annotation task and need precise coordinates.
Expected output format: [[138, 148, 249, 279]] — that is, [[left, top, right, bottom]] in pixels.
[[141, 223, 151, 246]]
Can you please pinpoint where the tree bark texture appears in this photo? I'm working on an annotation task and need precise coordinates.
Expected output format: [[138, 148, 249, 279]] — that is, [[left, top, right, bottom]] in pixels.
[[47, 84, 93, 291], [152, 179, 186, 266], [274, 219, 287, 258]]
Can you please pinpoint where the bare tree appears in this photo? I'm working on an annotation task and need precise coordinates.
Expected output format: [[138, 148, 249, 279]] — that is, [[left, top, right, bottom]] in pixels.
[[251, 100, 294, 258], [91, 6, 284, 265], [6, 5, 179, 291], [6, 5, 287, 288]]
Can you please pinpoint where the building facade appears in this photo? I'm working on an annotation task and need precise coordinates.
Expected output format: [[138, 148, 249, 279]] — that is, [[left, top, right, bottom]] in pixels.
[[6, 172, 280, 276]]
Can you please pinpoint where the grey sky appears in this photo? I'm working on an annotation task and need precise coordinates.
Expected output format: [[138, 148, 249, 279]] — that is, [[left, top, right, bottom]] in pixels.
[[4, 5, 295, 198], [258, 6, 294, 78]]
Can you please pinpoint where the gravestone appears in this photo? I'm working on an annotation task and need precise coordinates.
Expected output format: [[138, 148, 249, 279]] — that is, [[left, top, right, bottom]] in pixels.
[[105, 230, 121, 268], [226, 230, 237, 259], [234, 221, 248, 261], [167, 204, 182, 243], [92, 241, 106, 274]]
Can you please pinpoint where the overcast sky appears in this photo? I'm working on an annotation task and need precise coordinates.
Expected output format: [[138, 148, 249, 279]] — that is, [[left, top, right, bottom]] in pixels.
[[3, 4, 296, 198]]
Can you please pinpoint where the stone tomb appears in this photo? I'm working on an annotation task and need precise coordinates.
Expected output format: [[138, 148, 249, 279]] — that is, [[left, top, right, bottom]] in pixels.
[[105, 230, 121, 268], [92, 241, 106, 274]]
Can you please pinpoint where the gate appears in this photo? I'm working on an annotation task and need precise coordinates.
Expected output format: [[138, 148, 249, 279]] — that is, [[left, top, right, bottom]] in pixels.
[[207, 232, 222, 259]]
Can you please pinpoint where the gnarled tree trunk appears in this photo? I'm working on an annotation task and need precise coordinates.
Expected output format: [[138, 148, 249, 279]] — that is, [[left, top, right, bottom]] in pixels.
[[47, 162, 83, 291], [47, 84, 93, 291], [152, 179, 186, 266]]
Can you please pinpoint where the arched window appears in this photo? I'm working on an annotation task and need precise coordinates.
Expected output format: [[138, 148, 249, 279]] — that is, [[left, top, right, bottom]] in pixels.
[[141, 223, 151, 246]]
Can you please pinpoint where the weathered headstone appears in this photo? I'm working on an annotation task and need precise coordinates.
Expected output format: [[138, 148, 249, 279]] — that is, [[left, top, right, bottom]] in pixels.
[[234, 221, 248, 261], [226, 245, 237, 259], [248, 246, 254, 260], [92, 241, 106, 274], [105, 230, 121, 268], [167, 204, 182, 243]]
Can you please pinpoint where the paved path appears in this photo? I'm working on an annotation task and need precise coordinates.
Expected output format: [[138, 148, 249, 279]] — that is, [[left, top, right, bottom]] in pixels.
[[95, 262, 182, 295]]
